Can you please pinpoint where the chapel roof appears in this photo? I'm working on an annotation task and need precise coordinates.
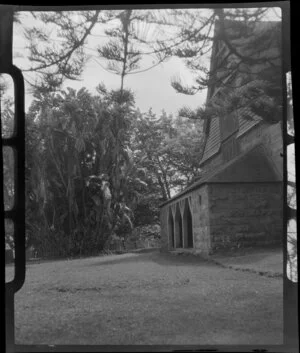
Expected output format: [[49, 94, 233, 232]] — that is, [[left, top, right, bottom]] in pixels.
[[160, 143, 282, 207]]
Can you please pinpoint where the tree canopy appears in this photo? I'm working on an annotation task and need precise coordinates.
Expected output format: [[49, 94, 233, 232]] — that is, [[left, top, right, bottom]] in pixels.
[[1, 68, 203, 257]]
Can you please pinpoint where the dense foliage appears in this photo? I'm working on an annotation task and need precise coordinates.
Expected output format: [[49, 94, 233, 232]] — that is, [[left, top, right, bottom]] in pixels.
[[1, 78, 203, 258]]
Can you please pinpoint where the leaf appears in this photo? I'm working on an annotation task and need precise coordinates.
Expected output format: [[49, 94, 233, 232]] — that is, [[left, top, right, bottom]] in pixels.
[[73, 201, 79, 217], [75, 137, 85, 152], [122, 213, 133, 229], [134, 177, 148, 187], [70, 121, 77, 135], [92, 195, 101, 206]]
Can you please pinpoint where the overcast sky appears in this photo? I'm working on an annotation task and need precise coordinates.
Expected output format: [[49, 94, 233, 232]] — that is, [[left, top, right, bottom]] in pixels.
[[10, 6, 281, 116], [12, 9, 211, 116]]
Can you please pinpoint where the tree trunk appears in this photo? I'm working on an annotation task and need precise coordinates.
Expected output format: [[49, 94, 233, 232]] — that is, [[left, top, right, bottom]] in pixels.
[[156, 156, 171, 198], [120, 10, 132, 94]]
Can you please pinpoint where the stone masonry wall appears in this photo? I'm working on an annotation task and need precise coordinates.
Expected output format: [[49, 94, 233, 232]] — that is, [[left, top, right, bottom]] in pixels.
[[208, 182, 283, 252], [160, 122, 283, 253], [189, 185, 211, 254], [160, 185, 211, 254]]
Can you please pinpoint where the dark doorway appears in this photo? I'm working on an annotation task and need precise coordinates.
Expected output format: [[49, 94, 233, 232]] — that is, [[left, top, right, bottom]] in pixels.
[[179, 214, 183, 248], [186, 203, 193, 248], [168, 209, 174, 248], [183, 199, 193, 248], [175, 205, 183, 248]]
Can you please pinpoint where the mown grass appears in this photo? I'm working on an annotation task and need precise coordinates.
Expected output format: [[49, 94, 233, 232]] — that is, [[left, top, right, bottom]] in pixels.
[[7, 250, 283, 345]]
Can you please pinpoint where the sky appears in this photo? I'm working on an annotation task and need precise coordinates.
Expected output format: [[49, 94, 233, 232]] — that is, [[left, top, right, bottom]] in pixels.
[[11, 9, 210, 116], [9, 6, 282, 116]]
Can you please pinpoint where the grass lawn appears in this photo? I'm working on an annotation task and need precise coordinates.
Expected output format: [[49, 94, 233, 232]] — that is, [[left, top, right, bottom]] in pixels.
[[6, 249, 283, 345], [210, 247, 283, 276]]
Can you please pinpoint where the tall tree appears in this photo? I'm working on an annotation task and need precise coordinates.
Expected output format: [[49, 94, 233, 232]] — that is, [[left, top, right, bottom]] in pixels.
[[15, 9, 179, 93], [169, 8, 282, 124], [131, 108, 203, 201], [24, 84, 162, 256]]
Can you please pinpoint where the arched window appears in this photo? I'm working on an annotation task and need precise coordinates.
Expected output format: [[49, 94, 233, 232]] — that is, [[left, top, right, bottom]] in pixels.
[[174, 204, 183, 248], [183, 199, 193, 248], [168, 208, 175, 248]]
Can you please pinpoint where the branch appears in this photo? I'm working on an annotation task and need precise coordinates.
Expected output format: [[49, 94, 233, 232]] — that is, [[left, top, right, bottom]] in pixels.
[[215, 9, 279, 67], [23, 10, 101, 73]]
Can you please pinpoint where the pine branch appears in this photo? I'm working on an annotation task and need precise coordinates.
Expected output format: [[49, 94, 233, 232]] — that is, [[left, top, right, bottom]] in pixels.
[[24, 10, 101, 73]]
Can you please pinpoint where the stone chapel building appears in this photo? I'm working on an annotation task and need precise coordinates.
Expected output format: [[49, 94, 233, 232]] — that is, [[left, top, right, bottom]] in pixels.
[[160, 20, 283, 254]]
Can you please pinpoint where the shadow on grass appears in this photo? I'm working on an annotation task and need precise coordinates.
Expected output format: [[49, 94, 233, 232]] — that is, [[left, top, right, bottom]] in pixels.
[[84, 249, 220, 268]]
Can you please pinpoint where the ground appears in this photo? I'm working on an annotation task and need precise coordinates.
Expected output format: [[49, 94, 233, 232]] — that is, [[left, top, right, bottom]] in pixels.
[[7, 248, 283, 345], [172, 247, 283, 277]]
